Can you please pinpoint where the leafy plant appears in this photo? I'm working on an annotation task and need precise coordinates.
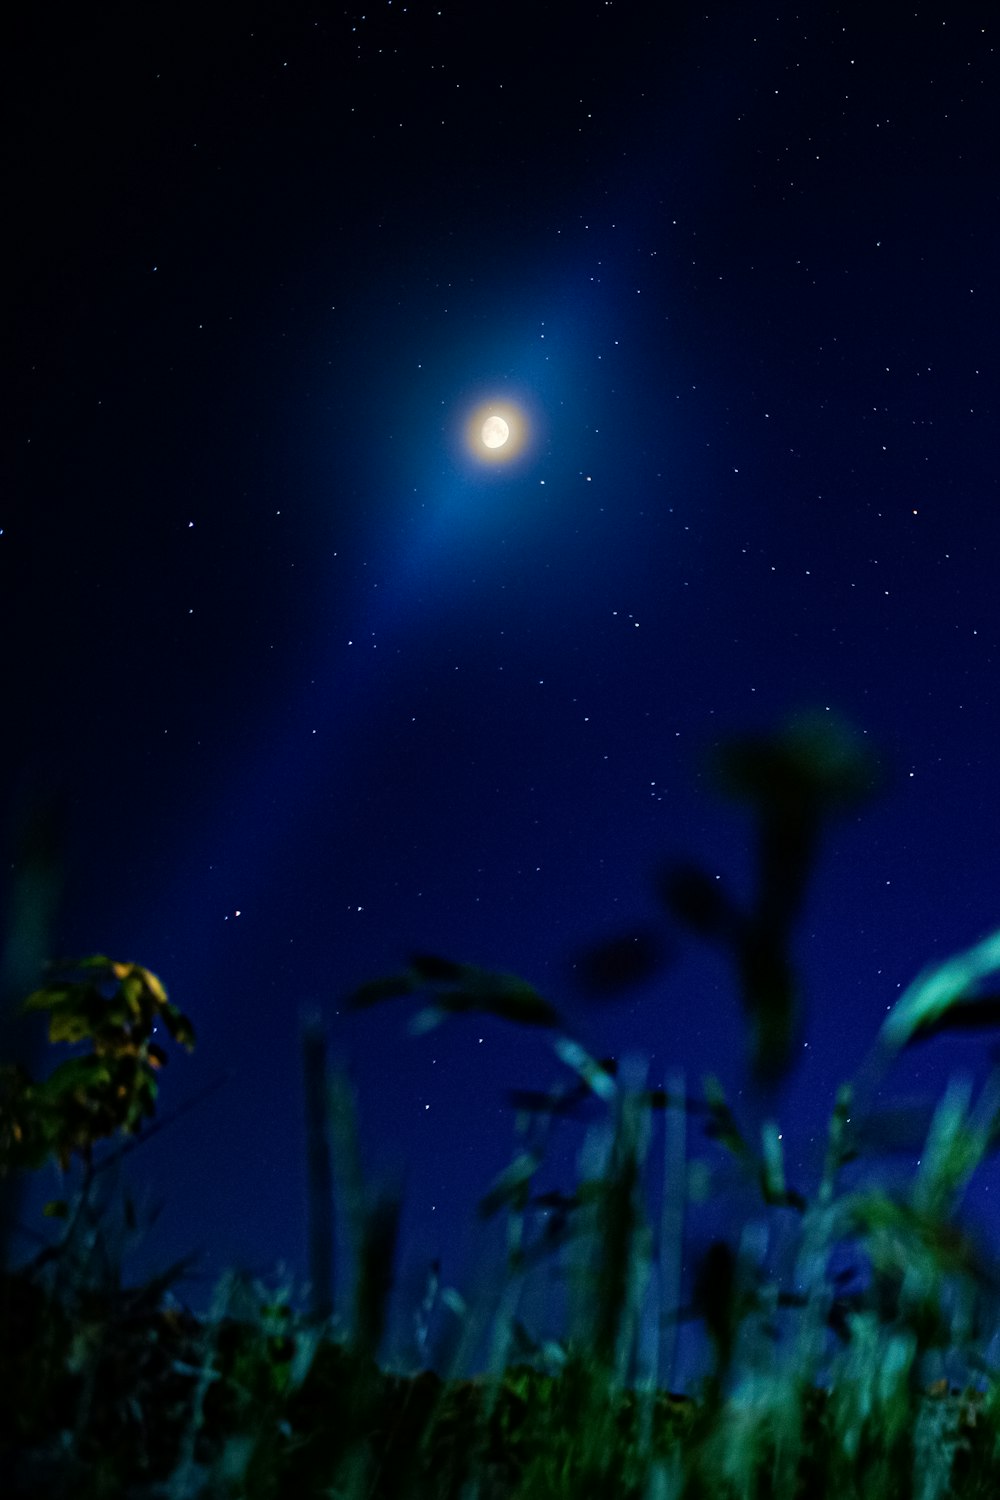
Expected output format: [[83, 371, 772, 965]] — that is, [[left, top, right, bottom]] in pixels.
[[8, 713, 1000, 1496], [0, 955, 195, 1183]]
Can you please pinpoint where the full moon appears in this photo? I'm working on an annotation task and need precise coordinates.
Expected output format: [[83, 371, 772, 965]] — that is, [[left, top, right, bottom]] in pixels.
[[481, 414, 510, 449]]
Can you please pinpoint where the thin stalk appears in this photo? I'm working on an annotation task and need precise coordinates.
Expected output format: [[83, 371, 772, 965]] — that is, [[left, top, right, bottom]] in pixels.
[[301, 1010, 335, 1326]]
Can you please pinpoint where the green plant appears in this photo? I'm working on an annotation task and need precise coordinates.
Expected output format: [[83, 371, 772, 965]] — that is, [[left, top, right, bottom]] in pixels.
[[342, 713, 1000, 1496], [0, 955, 195, 1184], [7, 714, 1000, 1497]]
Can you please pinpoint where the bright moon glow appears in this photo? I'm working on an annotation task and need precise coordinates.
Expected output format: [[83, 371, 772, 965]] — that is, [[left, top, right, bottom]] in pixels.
[[464, 401, 528, 463], [482, 414, 510, 449]]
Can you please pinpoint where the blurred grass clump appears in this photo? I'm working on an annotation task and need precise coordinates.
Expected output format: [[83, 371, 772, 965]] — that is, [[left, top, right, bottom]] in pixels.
[[5, 712, 1000, 1496]]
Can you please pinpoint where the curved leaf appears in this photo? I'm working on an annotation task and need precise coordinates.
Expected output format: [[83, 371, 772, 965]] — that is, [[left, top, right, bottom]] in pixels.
[[879, 928, 1000, 1054]]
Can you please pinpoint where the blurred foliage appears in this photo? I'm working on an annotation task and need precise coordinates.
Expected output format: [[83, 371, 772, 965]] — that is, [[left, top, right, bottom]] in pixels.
[[672, 711, 881, 1087], [352, 951, 564, 1035], [0, 956, 195, 1180], [9, 713, 1000, 1495], [568, 711, 882, 1088]]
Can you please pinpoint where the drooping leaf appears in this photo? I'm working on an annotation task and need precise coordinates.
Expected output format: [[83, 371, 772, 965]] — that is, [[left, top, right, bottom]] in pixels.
[[902, 993, 1000, 1042], [454, 965, 563, 1028], [879, 928, 1000, 1054], [408, 952, 467, 983], [350, 959, 563, 1031], [349, 972, 418, 1009]]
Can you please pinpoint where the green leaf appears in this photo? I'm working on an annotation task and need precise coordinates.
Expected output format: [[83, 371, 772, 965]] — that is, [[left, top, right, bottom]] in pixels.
[[552, 1036, 618, 1102], [21, 984, 74, 1014], [701, 1074, 755, 1166], [47, 1007, 95, 1044], [452, 965, 562, 1028], [711, 710, 879, 812], [160, 1002, 196, 1049], [760, 1118, 786, 1202], [40, 1054, 112, 1099], [408, 952, 466, 983], [349, 956, 562, 1033], [349, 972, 417, 1009], [477, 1150, 544, 1219], [879, 928, 1000, 1053], [408, 1005, 447, 1035]]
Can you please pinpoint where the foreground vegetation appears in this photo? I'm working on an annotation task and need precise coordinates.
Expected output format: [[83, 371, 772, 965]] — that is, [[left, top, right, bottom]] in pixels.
[[4, 714, 1000, 1497]]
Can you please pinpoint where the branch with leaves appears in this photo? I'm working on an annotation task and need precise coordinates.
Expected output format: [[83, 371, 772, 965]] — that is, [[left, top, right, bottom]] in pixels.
[[0, 955, 195, 1181]]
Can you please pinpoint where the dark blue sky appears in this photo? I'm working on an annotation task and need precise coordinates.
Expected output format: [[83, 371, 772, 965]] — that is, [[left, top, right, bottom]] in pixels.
[[4, 3, 1000, 1386]]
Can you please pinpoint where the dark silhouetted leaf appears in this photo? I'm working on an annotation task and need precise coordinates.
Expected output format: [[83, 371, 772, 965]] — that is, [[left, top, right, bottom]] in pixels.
[[735, 924, 799, 1088], [349, 973, 418, 1009], [711, 711, 880, 813], [659, 863, 737, 938], [459, 967, 562, 1028], [408, 952, 466, 984], [352, 1187, 401, 1365], [571, 928, 668, 995], [692, 1239, 738, 1377], [357, 958, 564, 1032], [907, 993, 1000, 1040]]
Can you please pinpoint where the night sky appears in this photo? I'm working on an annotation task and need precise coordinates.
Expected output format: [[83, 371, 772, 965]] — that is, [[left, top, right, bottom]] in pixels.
[[5, 3, 1000, 1387]]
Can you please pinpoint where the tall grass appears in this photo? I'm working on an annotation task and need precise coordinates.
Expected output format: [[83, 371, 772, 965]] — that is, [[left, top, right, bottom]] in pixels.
[[4, 713, 1000, 1496]]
